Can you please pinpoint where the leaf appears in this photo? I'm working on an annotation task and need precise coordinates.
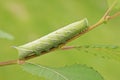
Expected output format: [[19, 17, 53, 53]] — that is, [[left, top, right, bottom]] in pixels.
[[22, 62, 104, 80], [0, 30, 14, 40], [75, 44, 120, 62], [107, 0, 120, 9]]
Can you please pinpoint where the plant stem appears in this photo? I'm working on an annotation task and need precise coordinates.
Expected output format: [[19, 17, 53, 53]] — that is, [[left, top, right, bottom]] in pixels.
[[61, 45, 119, 50], [0, 60, 18, 66], [109, 12, 120, 20], [61, 46, 76, 50], [103, 0, 118, 19], [77, 0, 118, 35], [87, 0, 118, 30], [0, 59, 25, 66]]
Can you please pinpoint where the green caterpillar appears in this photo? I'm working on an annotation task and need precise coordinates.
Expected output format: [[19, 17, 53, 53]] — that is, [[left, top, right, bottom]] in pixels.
[[15, 18, 89, 60]]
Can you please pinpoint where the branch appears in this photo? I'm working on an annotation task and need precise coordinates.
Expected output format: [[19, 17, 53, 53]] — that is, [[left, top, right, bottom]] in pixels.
[[86, 0, 118, 31], [74, 0, 119, 38], [0, 59, 25, 66], [103, 0, 118, 19]]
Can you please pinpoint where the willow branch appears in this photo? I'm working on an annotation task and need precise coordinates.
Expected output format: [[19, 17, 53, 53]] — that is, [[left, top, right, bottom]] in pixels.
[[103, 0, 118, 19], [0, 60, 17, 66], [0, 59, 25, 66], [87, 0, 118, 30]]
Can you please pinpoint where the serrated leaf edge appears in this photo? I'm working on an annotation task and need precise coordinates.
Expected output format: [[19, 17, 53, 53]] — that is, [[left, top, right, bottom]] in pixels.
[[22, 62, 68, 80]]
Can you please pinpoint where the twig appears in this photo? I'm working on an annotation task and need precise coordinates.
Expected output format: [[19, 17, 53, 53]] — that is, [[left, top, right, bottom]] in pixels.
[[0, 59, 25, 66], [88, 0, 118, 30], [103, 0, 118, 19], [0, 60, 18, 66]]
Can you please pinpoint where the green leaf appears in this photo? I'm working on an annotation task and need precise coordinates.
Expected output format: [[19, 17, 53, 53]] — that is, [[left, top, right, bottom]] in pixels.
[[22, 62, 104, 80], [107, 0, 120, 9], [75, 44, 120, 62], [0, 30, 14, 40]]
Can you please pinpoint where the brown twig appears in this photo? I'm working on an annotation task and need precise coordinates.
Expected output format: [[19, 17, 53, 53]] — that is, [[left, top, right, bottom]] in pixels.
[[0, 60, 18, 66], [0, 59, 25, 66]]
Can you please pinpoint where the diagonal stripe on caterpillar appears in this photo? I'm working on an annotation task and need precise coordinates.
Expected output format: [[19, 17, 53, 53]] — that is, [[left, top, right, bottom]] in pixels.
[[15, 18, 89, 60]]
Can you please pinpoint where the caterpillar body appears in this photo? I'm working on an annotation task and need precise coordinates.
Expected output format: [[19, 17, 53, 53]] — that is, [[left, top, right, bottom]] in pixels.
[[16, 18, 89, 60]]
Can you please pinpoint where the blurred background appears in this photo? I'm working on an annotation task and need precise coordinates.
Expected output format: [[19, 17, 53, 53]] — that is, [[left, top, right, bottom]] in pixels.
[[0, 0, 120, 80]]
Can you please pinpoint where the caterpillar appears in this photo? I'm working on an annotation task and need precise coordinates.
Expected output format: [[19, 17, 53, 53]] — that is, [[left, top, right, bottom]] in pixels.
[[15, 18, 89, 60]]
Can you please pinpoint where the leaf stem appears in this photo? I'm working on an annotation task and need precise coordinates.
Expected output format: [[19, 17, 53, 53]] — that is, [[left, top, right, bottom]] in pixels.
[[61, 45, 119, 50], [109, 12, 120, 20]]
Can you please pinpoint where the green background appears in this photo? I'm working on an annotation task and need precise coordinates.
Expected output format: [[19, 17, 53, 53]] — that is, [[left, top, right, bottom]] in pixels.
[[0, 0, 120, 80]]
